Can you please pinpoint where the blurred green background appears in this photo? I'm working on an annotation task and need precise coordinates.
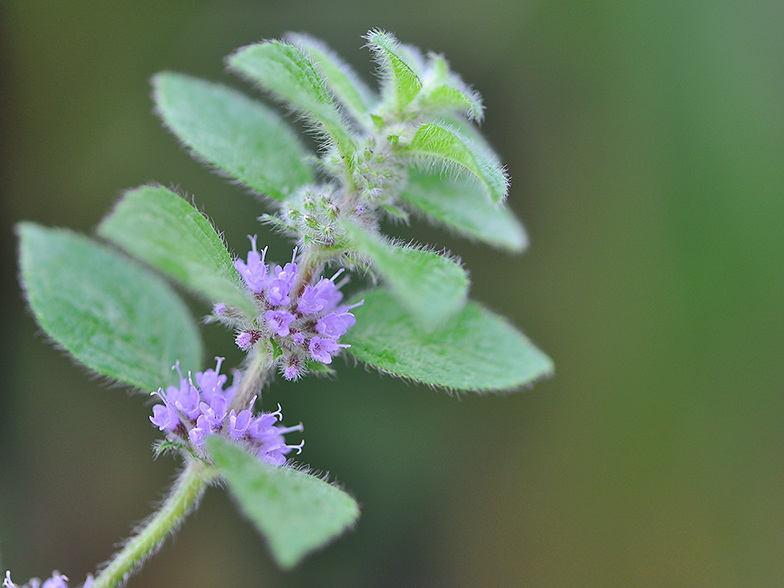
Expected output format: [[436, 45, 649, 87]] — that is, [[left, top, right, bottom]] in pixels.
[[2, 1, 783, 586]]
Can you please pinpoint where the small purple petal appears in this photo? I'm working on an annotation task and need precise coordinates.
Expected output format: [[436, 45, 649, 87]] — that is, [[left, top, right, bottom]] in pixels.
[[234, 235, 268, 294], [188, 414, 210, 446], [229, 409, 252, 439], [297, 278, 342, 314], [266, 278, 292, 307], [291, 331, 305, 345], [195, 357, 227, 402], [308, 336, 340, 364], [283, 355, 302, 381], [235, 330, 260, 350], [171, 381, 201, 420], [41, 574, 69, 588], [150, 404, 180, 431], [265, 309, 295, 337]]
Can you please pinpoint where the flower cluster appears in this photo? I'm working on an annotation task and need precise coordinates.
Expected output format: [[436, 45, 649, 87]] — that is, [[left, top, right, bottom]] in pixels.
[[215, 236, 362, 380], [150, 358, 303, 466], [3, 571, 84, 588]]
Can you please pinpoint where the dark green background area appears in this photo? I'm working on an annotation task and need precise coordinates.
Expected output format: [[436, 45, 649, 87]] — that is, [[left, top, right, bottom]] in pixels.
[[1, 1, 783, 586]]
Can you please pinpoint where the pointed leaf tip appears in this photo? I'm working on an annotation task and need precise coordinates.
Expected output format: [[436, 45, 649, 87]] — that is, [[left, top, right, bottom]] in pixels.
[[404, 123, 509, 203], [344, 289, 553, 391], [207, 436, 360, 569]]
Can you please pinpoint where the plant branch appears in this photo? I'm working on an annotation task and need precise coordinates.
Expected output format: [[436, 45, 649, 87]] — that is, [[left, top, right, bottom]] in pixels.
[[89, 460, 214, 588]]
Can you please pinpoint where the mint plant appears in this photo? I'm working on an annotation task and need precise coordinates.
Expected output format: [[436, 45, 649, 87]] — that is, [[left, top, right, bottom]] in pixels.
[[10, 30, 552, 588]]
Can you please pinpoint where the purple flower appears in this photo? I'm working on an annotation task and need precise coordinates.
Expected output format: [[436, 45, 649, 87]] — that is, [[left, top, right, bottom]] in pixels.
[[170, 379, 201, 420], [213, 302, 226, 315], [228, 409, 252, 439], [265, 309, 295, 337], [235, 330, 261, 350], [42, 574, 69, 588], [247, 412, 280, 441], [283, 355, 302, 381], [266, 256, 298, 306], [284, 364, 298, 380], [297, 274, 343, 314], [315, 301, 362, 339], [246, 410, 304, 466], [258, 426, 305, 466], [194, 357, 227, 403], [188, 414, 211, 447], [4, 571, 70, 588], [308, 336, 344, 364], [234, 235, 268, 294], [199, 394, 227, 430], [150, 403, 180, 431], [266, 278, 292, 306]]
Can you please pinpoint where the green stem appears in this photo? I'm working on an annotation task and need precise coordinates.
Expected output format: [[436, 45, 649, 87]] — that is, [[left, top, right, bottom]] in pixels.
[[231, 346, 273, 412], [90, 460, 214, 588]]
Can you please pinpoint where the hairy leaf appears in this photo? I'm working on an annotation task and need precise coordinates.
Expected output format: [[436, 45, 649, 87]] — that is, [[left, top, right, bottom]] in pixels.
[[418, 53, 484, 121], [403, 122, 509, 203], [98, 185, 256, 317], [364, 29, 423, 114], [343, 289, 553, 391], [284, 32, 377, 129], [18, 223, 202, 391], [228, 41, 355, 154], [207, 436, 359, 569], [400, 171, 528, 252], [341, 220, 468, 327], [152, 72, 313, 200]]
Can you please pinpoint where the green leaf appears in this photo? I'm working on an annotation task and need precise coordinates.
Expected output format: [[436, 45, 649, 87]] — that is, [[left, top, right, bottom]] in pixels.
[[418, 54, 484, 121], [152, 72, 313, 201], [403, 122, 509, 203], [206, 436, 359, 569], [341, 220, 468, 327], [284, 32, 377, 129], [343, 289, 553, 392], [419, 84, 483, 120], [228, 41, 355, 155], [400, 171, 528, 252], [364, 29, 423, 114], [437, 113, 503, 164], [97, 185, 256, 317], [18, 223, 202, 391]]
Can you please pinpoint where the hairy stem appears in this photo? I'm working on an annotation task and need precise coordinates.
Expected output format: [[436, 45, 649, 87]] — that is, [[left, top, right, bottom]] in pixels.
[[90, 460, 214, 588], [231, 346, 273, 411]]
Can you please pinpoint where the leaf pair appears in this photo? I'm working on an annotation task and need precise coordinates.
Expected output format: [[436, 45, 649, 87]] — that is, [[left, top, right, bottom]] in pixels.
[[19, 220, 361, 569], [154, 36, 520, 248]]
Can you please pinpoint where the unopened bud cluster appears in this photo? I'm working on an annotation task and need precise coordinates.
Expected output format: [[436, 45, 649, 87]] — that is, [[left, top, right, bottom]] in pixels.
[[215, 236, 362, 380], [279, 186, 343, 247], [150, 358, 303, 466]]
